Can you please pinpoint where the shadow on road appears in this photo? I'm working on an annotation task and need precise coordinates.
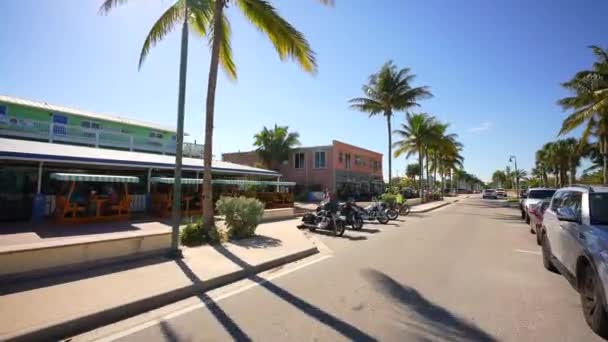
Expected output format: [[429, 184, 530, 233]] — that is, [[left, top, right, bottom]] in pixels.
[[362, 269, 496, 342], [307, 229, 369, 241], [212, 244, 377, 341]]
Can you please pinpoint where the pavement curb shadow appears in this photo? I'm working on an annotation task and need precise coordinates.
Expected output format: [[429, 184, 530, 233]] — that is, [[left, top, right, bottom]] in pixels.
[[4, 246, 319, 342]]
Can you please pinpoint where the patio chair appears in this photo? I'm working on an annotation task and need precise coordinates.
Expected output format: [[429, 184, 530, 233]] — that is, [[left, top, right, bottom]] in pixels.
[[54, 196, 85, 219], [109, 196, 132, 216]]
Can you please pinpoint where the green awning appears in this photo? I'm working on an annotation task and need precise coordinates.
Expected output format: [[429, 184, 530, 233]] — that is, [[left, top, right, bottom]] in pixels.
[[50, 173, 140, 183], [211, 179, 296, 186], [150, 177, 203, 185]]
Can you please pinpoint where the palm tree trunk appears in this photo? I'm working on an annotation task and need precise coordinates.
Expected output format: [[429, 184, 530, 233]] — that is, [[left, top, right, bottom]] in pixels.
[[202, 0, 225, 229], [433, 154, 438, 192], [569, 158, 576, 185], [554, 169, 559, 187], [169, 12, 189, 255], [425, 150, 430, 201], [386, 113, 392, 187], [418, 149, 423, 200]]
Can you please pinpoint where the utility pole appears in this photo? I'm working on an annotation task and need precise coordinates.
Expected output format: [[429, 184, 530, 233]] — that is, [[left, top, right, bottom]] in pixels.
[[509, 155, 519, 199]]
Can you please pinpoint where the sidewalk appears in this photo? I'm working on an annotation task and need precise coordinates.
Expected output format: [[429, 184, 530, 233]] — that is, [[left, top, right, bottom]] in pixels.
[[0, 219, 318, 342]]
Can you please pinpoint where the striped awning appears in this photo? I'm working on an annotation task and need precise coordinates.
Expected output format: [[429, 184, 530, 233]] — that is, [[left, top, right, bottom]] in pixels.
[[211, 179, 296, 186], [150, 177, 202, 185], [50, 173, 140, 183]]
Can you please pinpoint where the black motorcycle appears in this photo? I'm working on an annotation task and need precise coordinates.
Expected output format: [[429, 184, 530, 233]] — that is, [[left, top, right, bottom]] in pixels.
[[352, 199, 390, 224], [339, 199, 364, 230], [300, 200, 347, 236]]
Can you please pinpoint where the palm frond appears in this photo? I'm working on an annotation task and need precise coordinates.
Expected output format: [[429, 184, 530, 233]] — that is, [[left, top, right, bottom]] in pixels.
[[237, 0, 317, 73], [98, 0, 130, 15], [203, 9, 237, 79], [138, 1, 185, 70]]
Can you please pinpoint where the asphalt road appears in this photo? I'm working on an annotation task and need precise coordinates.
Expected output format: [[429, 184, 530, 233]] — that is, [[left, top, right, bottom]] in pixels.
[[85, 196, 605, 341]]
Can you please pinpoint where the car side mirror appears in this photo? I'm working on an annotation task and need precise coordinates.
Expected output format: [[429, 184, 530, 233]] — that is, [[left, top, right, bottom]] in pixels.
[[556, 207, 579, 223]]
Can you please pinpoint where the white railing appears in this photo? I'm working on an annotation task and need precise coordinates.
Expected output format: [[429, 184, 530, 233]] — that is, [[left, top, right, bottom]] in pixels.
[[0, 118, 203, 157]]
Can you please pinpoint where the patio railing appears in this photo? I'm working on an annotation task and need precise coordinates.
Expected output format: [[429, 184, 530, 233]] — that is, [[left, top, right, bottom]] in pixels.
[[0, 118, 203, 157]]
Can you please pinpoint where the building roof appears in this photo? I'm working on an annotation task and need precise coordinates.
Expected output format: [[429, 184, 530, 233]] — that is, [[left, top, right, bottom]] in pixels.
[[0, 138, 280, 177], [0, 95, 178, 134]]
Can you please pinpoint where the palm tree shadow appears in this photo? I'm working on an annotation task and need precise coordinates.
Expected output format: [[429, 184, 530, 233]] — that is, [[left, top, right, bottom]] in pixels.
[[212, 244, 377, 341], [361, 269, 496, 342]]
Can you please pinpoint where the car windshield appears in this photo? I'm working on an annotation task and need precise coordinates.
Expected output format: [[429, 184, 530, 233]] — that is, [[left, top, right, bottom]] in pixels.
[[590, 193, 608, 225], [528, 190, 556, 199]]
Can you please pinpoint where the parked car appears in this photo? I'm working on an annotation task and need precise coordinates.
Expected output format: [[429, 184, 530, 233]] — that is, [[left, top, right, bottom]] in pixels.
[[482, 189, 497, 199], [496, 188, 506, 198], [520, 188, 557, 224], [528, 198, 551, 244], [541, 185, 608, 338]]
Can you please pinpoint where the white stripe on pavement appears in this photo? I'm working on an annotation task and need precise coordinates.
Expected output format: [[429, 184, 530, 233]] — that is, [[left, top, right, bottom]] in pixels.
[[94, 254, 332, 342], [515, 249, 541, 255]]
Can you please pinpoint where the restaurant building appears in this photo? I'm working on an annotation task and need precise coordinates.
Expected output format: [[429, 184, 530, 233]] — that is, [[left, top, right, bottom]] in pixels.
[[0, 95, 283, 221], [223, 140, 384, 199]]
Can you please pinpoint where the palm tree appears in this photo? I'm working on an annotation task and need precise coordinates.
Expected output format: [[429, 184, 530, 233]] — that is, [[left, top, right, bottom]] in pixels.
[[349, 61, 432, 186], [491, 170, 507, 188], [99, 0, 222, 255], [405, 163, 420, 190], [393, 113, 437, 200], [559, 45, 608, 184], [201, 0, 333, 229], [253, 124, 300, 170]]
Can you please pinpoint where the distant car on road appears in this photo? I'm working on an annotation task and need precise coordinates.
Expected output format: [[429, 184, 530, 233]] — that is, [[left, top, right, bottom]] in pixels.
[[541, 185, 608, 338], [482, 189, 497, 199], [520, 188, 557, 224], [528, 198, 551, 244], [496, 188, 506, 198]]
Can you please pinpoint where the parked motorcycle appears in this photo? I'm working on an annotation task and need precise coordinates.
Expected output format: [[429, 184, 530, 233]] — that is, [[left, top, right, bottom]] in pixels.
[[300, 200, 347, 236], [339, 199, 363, 230], [352, 199, 390, 224], [384, 201, 410, 220]]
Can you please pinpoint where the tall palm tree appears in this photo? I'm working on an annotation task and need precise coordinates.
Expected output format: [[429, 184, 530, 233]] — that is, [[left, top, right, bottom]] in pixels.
[[393, 113, 437, 200], [99, 0, 224, 254], [253, 124, 300, 170], [559, 45, 608, 184], [349, 61, 432, 186], [201, 0, 333, 228], [491, 170, 507, 188]]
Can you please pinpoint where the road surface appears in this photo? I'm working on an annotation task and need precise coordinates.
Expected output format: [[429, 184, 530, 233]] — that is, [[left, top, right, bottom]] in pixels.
[[79, 196, 604, 341]]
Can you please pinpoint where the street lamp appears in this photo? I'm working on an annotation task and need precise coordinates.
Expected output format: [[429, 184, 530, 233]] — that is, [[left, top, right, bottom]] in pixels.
[[509, 155, 519, 199]]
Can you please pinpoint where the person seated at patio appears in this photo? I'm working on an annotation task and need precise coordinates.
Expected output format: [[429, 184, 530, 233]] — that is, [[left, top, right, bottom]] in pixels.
[[102, 185, 120, 215]]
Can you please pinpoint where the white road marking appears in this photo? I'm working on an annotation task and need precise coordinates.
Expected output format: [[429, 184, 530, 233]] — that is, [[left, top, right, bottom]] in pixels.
[[94, 254, 332, 342], [515, 249, 541, 255]]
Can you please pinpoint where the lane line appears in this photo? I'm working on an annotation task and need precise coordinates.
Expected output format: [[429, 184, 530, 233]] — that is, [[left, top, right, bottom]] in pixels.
[[515, 249, 541, 255], [94, 254, 332, 342]]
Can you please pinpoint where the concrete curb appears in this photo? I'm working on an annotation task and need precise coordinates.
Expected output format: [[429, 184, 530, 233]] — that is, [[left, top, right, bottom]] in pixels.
[[5, 246, 319, 342], [410, 199, 458, 214]]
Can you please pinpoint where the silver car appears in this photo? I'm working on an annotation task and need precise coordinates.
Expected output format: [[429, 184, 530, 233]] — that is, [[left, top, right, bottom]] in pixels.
[[541, 185, 608, 338], [520, 188, 556, 224]]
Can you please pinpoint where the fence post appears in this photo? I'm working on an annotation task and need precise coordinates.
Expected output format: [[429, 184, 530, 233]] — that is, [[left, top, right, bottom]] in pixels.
[[48, 123, 54, 143], [130, 136, 134, 151]]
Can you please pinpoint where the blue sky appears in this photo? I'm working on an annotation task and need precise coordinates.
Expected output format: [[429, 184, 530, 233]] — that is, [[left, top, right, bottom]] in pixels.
[[1, 0, 607, 182]]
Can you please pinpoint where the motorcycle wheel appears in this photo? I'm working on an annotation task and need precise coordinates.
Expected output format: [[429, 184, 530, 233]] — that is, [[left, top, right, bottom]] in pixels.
[[308, 225, 316, 232], [377, 214, 389, 224], [334, 220, 346, 237], [386, 209, 399, 220], [351, 215, 363, 230], [399, 204, 411, 216]]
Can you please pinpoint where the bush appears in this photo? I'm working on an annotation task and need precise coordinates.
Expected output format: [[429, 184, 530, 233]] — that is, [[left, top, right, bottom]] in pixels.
[[216, 196, 265, 239], [380, 193, 397, 205], [294, 192, 308, 203], [180, 219, 222, 246]]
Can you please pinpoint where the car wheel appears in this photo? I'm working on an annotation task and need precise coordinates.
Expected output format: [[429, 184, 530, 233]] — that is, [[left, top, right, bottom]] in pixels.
[[579, 263, 608, 338], [521, 210, 526, 219], [525, 214, 531, 224], [535, 225, 542, 245], [541, 232, 559, 273], [529, 222, 535, 234]]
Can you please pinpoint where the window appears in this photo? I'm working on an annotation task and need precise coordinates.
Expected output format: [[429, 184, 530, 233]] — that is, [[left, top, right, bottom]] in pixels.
[[0, 105, 6, 115], [345, 154, 351, 169], [52, 114, 68, 125], [314, 151, 326, 168], [354, 155, 361, 166], [528, 189, 556, 199], [339, 152, 343, 163], [294, 152, 305, 169], [149, 131, 164, 139], [590, 193, 608, 225], [561, 191, 582, 218], [551, 191, 565, 211], [81, 121, 90, 128]]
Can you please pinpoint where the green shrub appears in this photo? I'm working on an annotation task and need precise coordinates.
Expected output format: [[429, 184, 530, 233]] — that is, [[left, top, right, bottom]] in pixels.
[[216, 196, 265, 239], [380, 193, 397, 205], [294, 192, 308, 202], [180, 219, 221, 246]]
